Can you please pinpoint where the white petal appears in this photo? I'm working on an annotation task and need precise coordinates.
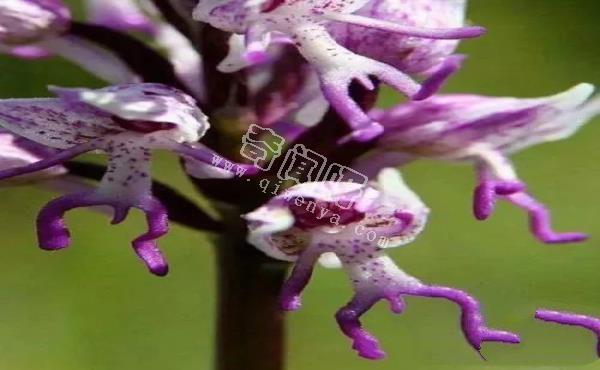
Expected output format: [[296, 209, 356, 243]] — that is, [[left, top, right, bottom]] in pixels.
[[50, 84, 209, 142], [0, 97, 121, 149], [244, 205, 297, 261]]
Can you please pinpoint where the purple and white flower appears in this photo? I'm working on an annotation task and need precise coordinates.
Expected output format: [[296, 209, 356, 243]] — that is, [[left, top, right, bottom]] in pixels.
[[193, 0, 484, 141], [0, 83, 253, 276], [244, 168, 519, 359], [355, 83, 600, 244]]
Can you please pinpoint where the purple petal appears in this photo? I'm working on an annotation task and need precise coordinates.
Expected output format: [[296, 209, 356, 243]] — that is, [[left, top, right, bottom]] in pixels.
[[0, 97, 118, 148], [7, 45, 52, 59], [36, 191, 106, 250], [473, 180, 525, 220], [413, 55, 465, 101], [175, 143, 260, 177], [335, 294, 387, 360], [0, 132, 65, 182], [132, 197, 170, 276], [279, 250, 322, 311], [0, 143, 93, 182], [36, 191, 170, 276], [535, 309, 600, 357], [505, 192, 588, 244], [405, 285, 521, 353], [49, 84, 207, 136]]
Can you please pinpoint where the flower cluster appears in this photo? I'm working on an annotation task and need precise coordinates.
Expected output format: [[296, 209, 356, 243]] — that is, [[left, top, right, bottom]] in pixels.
[[0, 0, 599, 363]]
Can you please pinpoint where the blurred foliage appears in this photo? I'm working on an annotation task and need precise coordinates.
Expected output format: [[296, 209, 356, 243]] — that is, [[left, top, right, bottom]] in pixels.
[[1, 0, 600, 369]]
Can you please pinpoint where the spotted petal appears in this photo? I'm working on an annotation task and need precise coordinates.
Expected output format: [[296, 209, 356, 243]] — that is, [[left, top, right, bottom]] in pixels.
[[49, 83, 209, 141]]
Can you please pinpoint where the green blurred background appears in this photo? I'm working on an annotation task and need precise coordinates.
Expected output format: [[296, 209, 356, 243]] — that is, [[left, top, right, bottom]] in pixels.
[[1, 0, 600, 369]]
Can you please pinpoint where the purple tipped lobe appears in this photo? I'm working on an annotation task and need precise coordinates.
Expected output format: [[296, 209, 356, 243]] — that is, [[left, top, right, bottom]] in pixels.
[[36, 192, 170, 276], [535, 309, 600, 357]]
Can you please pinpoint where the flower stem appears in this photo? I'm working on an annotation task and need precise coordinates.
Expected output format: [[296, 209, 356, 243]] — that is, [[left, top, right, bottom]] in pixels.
[[215, 234, 288, 370]]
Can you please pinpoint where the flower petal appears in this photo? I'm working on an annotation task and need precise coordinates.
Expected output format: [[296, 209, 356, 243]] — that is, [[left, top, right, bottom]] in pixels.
[[0, 97, 120, 149], [0, 131, 65, 183], [244, 205, 297, 261], [49, 84, 208, 140]]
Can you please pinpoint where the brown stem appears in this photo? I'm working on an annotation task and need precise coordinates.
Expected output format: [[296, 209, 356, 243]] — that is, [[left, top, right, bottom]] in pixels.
[[215, 224, 288, 370]]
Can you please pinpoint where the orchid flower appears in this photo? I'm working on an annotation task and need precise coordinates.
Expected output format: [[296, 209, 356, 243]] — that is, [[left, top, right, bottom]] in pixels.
[[244, 168, 519, 359], [354, 83, 600, 244], [193, 0, 485, 141], [0, 83, 254, 275]]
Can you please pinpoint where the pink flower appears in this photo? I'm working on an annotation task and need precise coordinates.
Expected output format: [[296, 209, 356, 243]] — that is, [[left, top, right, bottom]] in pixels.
[[193, 0, 484, 141], [356, 83, 600, 244], [244, 169, 519, 359], [0, 83, 253, 275]]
